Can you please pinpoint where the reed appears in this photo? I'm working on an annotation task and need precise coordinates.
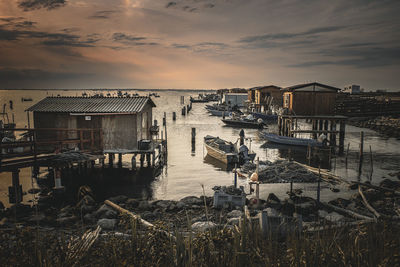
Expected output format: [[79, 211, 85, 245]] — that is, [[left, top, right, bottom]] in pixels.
[[0, 219, 399, 266]]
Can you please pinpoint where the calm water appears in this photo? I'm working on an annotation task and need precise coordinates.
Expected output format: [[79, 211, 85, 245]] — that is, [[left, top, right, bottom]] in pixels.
[[1, 89, 399, 207]]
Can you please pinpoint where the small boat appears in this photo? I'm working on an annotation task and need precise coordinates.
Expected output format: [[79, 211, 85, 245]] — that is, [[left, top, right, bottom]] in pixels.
[[204, 135, 239, 164], [204, 135, 256, 165], [250, 112, 278, 121], [222, 117, 265, 129], [21, 97, 33, 102], [190, 96, 208, 103], [260, 132, 323, 147]]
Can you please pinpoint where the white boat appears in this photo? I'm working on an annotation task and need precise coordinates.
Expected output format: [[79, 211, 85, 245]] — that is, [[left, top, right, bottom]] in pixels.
[[260, 132, 323, 147]]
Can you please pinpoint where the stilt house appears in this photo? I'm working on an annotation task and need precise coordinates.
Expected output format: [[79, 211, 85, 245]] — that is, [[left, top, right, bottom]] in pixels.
[[26, 96, 156, 153], [282, 82, 339, 115]]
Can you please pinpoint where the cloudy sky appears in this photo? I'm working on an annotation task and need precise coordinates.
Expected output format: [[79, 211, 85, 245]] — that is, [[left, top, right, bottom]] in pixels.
[[0, 0, 399, 90]]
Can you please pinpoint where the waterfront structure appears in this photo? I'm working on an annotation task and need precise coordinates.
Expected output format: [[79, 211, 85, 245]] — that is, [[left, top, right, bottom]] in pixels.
[[27, 96, 156, 152], [282, 82, 339, 116], [342, 84, 361, 94], [247, 85, 282, 112], [222, 93, 248, 108]]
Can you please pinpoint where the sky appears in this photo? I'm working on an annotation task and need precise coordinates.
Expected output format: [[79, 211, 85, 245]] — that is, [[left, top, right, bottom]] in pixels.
[[0, 0, 399, 90]]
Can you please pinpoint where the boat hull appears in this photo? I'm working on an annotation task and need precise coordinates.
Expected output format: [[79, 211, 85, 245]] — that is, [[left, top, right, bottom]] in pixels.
[[261, 132, 323, 147], [204, 143, 239, 164], [222, 119, 265, 129]]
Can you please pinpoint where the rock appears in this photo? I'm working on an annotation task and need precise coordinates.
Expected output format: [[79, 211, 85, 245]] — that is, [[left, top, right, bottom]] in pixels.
[[126, 198, 139, 207], [95, 204, 115, 218], [191, 221, 218, 232], [380, 179, 400, 190], [108, 195, 128, 204], [192, 215, 207, 223], [167, 203, 176, 211], [56, 215, 78, 225], [97, 218, 117, 230], [84, 213, 96, 224], [180, 196, 203, 205], [79, 203, 96, 215], [102, 210, 117, 219], [154, 200, 173, 209], [176, 201, 187, 209], [138, 200, 150, 210], [141, 211, 156, 221], [227, 210, 243, 218]]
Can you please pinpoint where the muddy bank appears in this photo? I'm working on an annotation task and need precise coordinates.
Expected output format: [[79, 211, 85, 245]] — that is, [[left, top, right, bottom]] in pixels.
[[348, 116, 400, 138]]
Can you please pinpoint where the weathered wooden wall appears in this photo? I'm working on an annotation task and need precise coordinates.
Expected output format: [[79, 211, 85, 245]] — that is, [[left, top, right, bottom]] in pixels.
[[102, 114, 137, 151], [283, 92, 336, 115]]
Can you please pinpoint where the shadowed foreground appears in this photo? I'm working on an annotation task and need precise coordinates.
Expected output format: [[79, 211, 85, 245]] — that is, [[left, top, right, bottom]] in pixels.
[[0, 218, 399, 266]]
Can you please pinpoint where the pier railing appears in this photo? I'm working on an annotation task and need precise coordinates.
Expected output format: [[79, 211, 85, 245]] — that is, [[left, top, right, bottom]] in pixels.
[[0, 128, 103, 163]]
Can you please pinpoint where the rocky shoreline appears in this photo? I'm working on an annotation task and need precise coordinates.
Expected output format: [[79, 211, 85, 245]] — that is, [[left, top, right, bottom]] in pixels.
[[348, 116, 400, 138]]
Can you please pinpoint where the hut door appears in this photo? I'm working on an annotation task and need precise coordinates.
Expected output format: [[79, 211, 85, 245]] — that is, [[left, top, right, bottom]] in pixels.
[[142, 112, 148, 140]]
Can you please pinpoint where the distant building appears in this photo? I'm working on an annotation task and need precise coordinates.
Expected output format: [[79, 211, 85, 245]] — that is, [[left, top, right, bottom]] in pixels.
[[247, 85, 282, 111], [282, 82, 339, 115], [342, 84, 361, 94], [222, 93, 248, 108], [27, 96, 156, 152]]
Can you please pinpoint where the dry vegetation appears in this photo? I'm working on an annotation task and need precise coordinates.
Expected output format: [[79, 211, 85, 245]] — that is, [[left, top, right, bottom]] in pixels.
[[0, 217, 399, 266]]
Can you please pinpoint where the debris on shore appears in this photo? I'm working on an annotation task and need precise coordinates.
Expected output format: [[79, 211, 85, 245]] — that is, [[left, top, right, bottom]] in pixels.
[[240, 160, 320, 183]]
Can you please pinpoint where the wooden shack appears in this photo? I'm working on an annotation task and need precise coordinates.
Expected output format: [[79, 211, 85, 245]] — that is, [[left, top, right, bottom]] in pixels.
[[282, 82, 339, 115], [247, 85, 282, 111], [26, 96, 156, 153]]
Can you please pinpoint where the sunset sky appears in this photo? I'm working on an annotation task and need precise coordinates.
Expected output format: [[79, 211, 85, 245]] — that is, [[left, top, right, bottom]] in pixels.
[[0, 0, 399, 90]]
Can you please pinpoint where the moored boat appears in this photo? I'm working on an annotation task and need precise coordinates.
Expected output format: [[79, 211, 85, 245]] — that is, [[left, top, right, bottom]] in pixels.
[[250, 112, 278, 121], [204, 135, 239, 164], [260, 132, 323, 147], [221, 117, 265, 129]]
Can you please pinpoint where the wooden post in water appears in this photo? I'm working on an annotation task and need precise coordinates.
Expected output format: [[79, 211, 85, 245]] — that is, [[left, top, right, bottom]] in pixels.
[[317, 165, 321, 203], [180, 96, 184, 105], [172, 112, 176, 121], [118, 153, 122, 168], [358, 131, 364, 180], [191, 127, 196, 152], [339, 120, 346, 155], [369, 145, 373, 181], [11, 169, 22, 204], [109, 153, 114, 167], [345, 143, 350, 168], [181, 106, 186, 116]]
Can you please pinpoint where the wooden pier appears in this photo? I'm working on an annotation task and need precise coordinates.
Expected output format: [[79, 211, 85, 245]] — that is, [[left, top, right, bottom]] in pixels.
[[278, 115, 347, 154]]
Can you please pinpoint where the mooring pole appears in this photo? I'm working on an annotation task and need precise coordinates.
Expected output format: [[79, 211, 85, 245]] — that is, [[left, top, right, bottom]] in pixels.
[[317, 165, 321, 203], [234, 164, 237, 188], [172, 112, 176, 121], [12, 169, 22, 204], [118, 153, 122, 168], [358, 131, 364, 181], [191, 127, 196, 153]]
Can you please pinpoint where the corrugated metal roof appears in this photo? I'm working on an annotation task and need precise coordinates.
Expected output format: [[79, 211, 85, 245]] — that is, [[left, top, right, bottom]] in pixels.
[[283, 82, 340, 92], [26, 96, 156, 113]]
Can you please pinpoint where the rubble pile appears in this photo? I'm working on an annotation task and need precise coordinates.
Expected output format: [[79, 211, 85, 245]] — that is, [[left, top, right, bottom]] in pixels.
[[241, 160, 319, 183]]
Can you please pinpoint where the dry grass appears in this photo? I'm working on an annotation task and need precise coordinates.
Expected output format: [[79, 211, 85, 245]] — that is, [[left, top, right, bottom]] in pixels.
[[0, 218, 399, 266]]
